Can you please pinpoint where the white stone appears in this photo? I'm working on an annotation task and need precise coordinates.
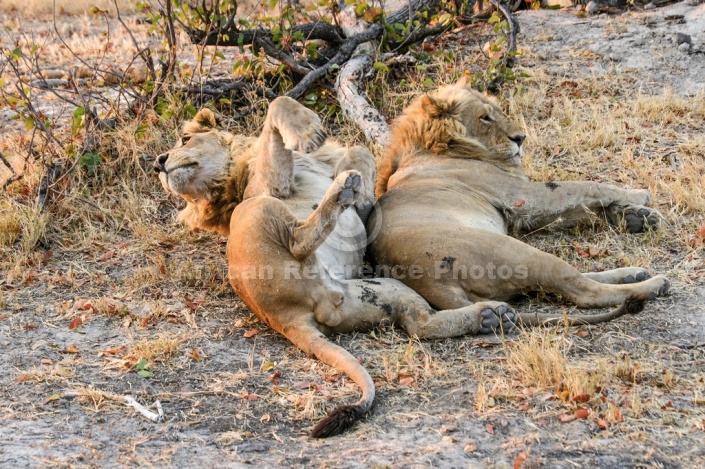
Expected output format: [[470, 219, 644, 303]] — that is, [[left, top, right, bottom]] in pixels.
[[678, 42, 691, 52], [586, 1, 599, 14]]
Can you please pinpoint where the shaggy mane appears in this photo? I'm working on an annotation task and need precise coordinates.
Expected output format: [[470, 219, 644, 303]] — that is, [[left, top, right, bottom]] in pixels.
[[375, 87, 495, 197]]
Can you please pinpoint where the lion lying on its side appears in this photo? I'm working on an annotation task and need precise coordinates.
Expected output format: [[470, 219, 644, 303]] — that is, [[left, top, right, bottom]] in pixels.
[[368, 78, 670, 327]]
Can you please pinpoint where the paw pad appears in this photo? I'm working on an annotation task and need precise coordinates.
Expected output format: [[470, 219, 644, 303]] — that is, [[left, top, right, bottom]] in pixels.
[[479, 305, 516, 334]]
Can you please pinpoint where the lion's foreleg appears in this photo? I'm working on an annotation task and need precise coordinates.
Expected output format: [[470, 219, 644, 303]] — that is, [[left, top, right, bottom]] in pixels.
[[289, 170, 363, 260], [508, 181, 653, 232], [333, 146, 376, 224]]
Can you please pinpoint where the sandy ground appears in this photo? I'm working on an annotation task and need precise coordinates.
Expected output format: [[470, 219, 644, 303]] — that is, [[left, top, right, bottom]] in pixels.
[[1, 2, 704, 468]]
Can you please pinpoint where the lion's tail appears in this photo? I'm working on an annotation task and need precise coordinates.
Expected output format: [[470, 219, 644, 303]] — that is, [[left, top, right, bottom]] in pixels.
[[282, 323, 374, 438], [516, 294, 647, 327]]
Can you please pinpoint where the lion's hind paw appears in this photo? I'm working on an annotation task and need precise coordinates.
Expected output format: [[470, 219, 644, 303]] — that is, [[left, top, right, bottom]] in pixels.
[[479, 304, 516, 334], [623, 206, 662, 233]]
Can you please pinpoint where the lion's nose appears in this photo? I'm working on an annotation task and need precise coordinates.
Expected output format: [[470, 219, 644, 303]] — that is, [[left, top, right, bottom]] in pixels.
[[154, 153, 169, 173], [509, 133, 526, 147]]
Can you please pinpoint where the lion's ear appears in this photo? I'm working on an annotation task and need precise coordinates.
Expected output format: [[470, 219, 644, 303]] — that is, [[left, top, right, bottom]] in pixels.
[[420, 93, 459, 119], [455, 75, 470, 89], [183, 108, 220, 134], [421, 94, 454, 119], [194, 108, 219, 129]]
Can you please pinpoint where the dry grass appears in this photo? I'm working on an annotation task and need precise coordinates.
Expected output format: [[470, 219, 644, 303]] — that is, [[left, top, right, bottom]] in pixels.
[[123, 334, 182, 364], [0, 0, 134, 15]]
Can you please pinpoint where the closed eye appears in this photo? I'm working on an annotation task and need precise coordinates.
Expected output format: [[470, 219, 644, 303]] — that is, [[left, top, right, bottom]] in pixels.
[[480, 115, 493, 124]]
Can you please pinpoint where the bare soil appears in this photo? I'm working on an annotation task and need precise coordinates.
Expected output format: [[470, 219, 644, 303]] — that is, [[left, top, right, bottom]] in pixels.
[[1, 3, 704, 468]]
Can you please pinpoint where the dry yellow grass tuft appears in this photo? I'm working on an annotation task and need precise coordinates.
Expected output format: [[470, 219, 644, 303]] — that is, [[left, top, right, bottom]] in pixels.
[[124, 334, 182, 365]]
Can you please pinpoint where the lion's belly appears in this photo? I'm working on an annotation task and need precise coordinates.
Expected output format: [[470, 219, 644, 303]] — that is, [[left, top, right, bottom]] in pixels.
[[314, 208, 366, 280], [376, 182, 508, 235]]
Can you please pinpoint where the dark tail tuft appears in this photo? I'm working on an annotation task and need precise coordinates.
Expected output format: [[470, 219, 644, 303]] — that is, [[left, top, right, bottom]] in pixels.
[[311, 404, 364, 438], [624, 294, 648, 315]]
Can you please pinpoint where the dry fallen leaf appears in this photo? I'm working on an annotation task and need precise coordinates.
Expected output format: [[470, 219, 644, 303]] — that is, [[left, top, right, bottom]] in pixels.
[[65, 344, 79, 354], [689, 223, 705, 247], [41, 358, 53, 365], [559, 413, 577, 423], [613, 409, 624, 422], [514, 199, 526, 207], [191, 349, 201, 361], [598, 419, 608, 429], [464, 442, 478, 452], [98, 251, 114, 262], [486, 423, 494, 434], [243, 330, 259, 338], [514, 452, 528, 469], [575, 409, 590, 419], [572, 394, 591, 403], [69, 317, 83, 330], [398, 377, 415, 386]]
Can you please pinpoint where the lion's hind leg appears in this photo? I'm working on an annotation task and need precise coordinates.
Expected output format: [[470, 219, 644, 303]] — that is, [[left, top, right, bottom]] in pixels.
[[267, 96, 326, 153], [323, 278, 518, 338], [583, 267, 652, 285]]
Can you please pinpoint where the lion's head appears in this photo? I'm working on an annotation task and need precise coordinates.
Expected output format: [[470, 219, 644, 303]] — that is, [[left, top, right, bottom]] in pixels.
[[376, 78, 526, 196], [154, 109, 256, 234]]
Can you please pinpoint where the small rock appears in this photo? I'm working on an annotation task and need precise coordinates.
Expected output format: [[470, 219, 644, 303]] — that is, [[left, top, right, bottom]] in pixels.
[[644, 2, 655, 9], [678, 42, 691, 52], [586, 1, 599, 14], [676, 33, 693, 46]]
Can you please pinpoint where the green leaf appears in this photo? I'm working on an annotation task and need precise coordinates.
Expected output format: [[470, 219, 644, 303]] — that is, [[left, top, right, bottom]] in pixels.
[[80, 152, 101, 175], [24, 116, 35, 131], [238, 33, 245, 54], [269, 0, 279, 9], [372, 62, 389, 72], [11, 48, 21, 60], [495, 36, 507, 46], [134, 359, 149, 370], [71, 107, 86, 135], [184, 103, 197, 119], [137, 369, 154, 378]]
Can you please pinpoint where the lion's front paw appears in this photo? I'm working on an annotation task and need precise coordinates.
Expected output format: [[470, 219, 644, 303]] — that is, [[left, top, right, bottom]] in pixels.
[[621, 271, 651, 284], [622, 206, 663, 233], [479, 303, 516, 334], [336, 171, 364, 209], [646, 275, 670, 300]]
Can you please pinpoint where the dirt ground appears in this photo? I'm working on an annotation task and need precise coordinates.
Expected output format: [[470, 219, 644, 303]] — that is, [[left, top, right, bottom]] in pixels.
[[1, 2, 704, 468]]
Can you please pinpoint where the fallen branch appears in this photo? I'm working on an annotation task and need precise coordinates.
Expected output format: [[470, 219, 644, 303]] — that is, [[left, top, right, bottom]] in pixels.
[[335, 55, 390, 146], [286, 24, 384, 100], [188, 22, 345, 48], [124, 396, 165, 423]]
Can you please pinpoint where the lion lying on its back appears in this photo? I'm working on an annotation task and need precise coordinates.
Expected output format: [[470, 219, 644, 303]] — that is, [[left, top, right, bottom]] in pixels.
[[368, 78, 670, 322]]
